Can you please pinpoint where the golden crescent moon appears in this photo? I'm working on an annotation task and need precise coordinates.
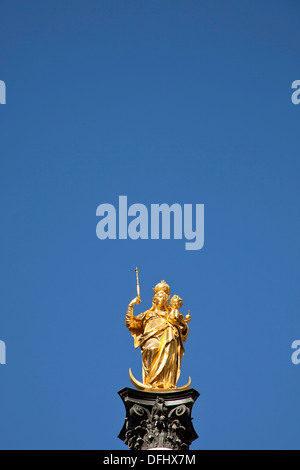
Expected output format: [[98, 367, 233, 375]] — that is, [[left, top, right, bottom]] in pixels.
[[129, 368, 191, 393]]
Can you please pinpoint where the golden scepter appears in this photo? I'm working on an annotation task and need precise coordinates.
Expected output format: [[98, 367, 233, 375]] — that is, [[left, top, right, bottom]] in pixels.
[[135, 267, 141, 302]]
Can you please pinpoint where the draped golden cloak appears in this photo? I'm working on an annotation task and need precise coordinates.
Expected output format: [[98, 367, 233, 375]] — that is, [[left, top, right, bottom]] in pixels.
[[127, 309, 189, 389]]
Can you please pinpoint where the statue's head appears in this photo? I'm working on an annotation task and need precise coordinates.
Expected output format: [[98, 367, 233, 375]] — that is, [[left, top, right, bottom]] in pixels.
[[152, 291, 169, 309], [170, 295, 183, 309], [153, 280, 170, 296]]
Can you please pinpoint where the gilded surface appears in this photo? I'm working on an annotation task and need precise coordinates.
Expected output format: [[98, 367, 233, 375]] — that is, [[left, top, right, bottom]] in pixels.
[[126, 272, 191, 391]]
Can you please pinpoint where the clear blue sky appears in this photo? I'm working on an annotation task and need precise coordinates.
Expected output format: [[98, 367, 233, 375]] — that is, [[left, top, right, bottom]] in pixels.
[[0, 0, 299, 450]]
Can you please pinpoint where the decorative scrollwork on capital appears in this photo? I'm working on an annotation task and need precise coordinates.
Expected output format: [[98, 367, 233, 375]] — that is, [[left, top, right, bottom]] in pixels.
[[130, 404, 149, 419], [169, 404, 190, 418]]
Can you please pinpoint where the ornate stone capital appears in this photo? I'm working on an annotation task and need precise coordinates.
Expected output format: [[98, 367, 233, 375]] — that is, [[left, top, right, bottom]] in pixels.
[[118, 388, 199, 450]]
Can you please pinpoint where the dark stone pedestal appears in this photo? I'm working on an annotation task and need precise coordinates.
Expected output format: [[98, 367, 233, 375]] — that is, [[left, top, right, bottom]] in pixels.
[[118, 387, 199, 450]]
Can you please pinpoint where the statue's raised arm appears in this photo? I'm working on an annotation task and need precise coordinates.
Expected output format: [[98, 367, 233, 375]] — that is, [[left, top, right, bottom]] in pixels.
[[125, 296, 142, 328]]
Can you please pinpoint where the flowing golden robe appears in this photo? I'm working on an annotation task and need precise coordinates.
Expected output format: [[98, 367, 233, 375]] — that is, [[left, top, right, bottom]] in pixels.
[[126, 306, 189, 388]]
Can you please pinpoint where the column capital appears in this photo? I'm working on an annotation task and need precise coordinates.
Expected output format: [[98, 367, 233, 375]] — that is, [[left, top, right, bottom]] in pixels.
[[118, 387, 199, 450]]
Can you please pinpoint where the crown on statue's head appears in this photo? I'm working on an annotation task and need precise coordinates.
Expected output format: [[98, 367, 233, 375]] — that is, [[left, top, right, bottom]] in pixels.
[[153, 280, 170, 295]]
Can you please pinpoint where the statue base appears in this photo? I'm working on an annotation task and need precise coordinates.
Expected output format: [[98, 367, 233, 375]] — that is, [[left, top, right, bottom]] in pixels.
[[118, 387, 200, 450], [129, 368, 192, 392]]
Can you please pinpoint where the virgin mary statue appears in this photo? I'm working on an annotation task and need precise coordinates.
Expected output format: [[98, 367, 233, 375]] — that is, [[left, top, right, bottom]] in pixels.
[[125, 281, 190, 390]]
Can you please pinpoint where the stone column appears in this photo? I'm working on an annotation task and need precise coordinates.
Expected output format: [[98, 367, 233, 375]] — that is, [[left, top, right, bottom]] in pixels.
[[118, 387, 199, 450]]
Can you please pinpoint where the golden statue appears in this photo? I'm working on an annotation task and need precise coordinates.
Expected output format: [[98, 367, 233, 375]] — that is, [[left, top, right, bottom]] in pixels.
[[126, 269, 192, 392]]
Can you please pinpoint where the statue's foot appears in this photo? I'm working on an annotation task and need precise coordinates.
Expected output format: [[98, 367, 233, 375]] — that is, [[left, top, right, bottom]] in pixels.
[[154, 383, 165, 389]]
